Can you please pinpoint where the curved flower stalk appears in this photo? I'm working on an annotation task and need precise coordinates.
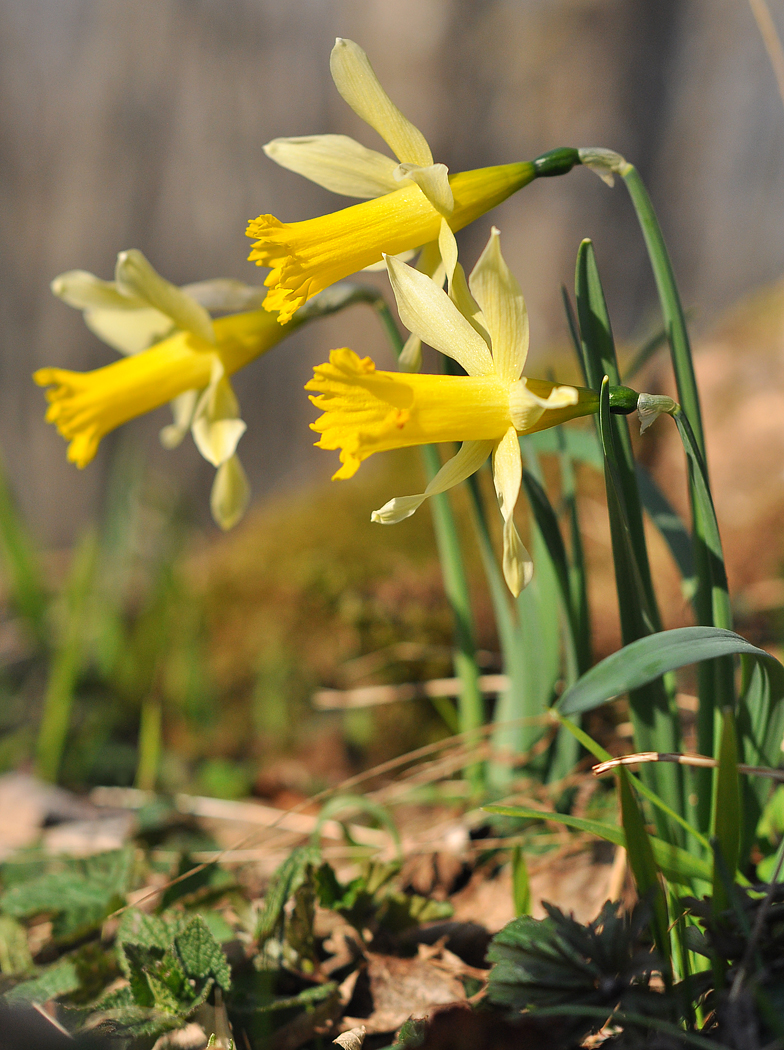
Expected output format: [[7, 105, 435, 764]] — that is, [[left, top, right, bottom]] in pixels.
[[307, 228, 598, 595], [36, 250, 298, 529], [248, 37, 534, 332]]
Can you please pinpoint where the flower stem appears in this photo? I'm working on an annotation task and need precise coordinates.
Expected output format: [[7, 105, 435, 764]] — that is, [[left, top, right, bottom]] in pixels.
[[374, 299, 485, 790]]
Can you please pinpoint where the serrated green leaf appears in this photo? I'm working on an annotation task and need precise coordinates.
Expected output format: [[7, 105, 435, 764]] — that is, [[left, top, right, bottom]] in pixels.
[[2, 959, 80, 1004], [0, 915, 33, 975], [175, 915, 231, 990], [256, 845, 320, 944]]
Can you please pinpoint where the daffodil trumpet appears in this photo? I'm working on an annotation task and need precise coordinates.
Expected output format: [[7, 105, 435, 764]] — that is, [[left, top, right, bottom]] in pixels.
[[307, 227, 639, 596], [35, 247, 384, 531], [248, 38, 536, 325], [34, 308, 287, 470]]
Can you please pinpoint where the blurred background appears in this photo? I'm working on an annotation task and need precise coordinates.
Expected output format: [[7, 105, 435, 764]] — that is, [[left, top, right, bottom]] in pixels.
[[0, 0, 783, 796], [3, 0, 783, 542]]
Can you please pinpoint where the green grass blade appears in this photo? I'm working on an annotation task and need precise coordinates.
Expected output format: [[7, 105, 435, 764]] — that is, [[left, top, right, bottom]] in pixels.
[[597, 377, 683, 831], [554, 711, 711, 853], [737, 654, 784, 862], [526, 426, 602, 471], [635, 464, 696, 598], [576, 244, 682, 824], [617, 767, 671, 969], [620, 165, 705, 455], [711, 708, 740, 915], [0, 449, 48, 643], [376, 301, 484, 787], [466, 473, 545, 781], [484, 804, 712, 884], [511, 846, 531, 916], [35, 530, 98, 782]]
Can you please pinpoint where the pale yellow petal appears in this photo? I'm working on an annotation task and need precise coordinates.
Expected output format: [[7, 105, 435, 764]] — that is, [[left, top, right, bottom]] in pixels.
[[330, 38, 432, 166], [191, 360, 246, 467], [83, 306, 176, 356], [160, 390, 198, 450], [385, 254, 495, 377], [394, 162, 454, 215], [491, 426, 522, 522], [51, 270, 144, 311], [210, 454, 251, 531], [397, 333, 423, 373], [448, 261, 490, 344], [362, 249, 416, 273], [371, 439, 493, 524], [469, 228, 528, 383], [503, 518, 533, 596], [437, 219, 458, 287], [115, 249, 215, 345], [264, 134, 400, 198]]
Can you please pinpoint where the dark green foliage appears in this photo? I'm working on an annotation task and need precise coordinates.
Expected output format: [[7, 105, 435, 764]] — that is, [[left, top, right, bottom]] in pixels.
[[1, 848, 134, 944], [92, 911, 231, 1039], [487, 901, 673, 1045]]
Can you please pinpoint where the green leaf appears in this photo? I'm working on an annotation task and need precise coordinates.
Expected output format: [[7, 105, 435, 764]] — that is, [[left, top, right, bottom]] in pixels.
[[484, 806, 712, 885], [617, 769, 669, 966], [174, 915, 231, 991], [0, 915, 33, 975], [1, 849, 132, 944], [511, 847, 531, 917], [2, 960, 80, 1004], [558, 627, 783, 718], [35, 529, 99, 782], [0, 449, 48, 642], [525, 426, 602, 471], [256, 845, 320, 944], [712, 708, 741, 915], [635, 464, 696, 597]]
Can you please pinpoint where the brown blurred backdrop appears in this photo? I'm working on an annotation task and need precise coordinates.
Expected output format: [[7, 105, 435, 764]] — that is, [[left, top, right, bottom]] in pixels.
[[2, 0, 783, 545]]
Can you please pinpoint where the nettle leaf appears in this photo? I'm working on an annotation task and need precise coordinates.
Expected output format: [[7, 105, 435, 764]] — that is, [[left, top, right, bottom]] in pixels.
[[0, 848, 134, 943], [115, 908, 187, 977], [0, 915, 33, 975], [256, 846, 320, 944], [175, 915, 231, 991], [1, 959, 80, 1005]]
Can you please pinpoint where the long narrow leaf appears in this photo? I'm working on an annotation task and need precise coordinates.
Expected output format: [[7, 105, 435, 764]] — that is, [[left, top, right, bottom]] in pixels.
[[712, 708, 740, 915], [559, 627, 783, 718], [484, 804, 712, 884], [617, 767, 670, 967]]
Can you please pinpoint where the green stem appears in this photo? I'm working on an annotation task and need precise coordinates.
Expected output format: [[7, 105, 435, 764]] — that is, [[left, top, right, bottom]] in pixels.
[[619, 165, 706, 456], [374, 300, 485, 789], [618, 161, 734, 834], [135, 693, 163, 792], [35, 531, 97, 782]]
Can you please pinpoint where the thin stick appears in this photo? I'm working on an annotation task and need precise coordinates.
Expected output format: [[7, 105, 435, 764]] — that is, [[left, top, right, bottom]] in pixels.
[[748, 0, 784, 113], [592, 751, 784, 781]]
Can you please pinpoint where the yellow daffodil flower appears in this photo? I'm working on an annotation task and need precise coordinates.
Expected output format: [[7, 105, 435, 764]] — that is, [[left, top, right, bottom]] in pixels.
[[35, 250, 289, 530], [247, 38, 534, 335], [307, 228, 599, 595]]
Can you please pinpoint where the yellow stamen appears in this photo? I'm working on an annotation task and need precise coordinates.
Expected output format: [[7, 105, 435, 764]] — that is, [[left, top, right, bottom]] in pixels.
[[34, 309, 288, 468], [248, 162, 535, 324]]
